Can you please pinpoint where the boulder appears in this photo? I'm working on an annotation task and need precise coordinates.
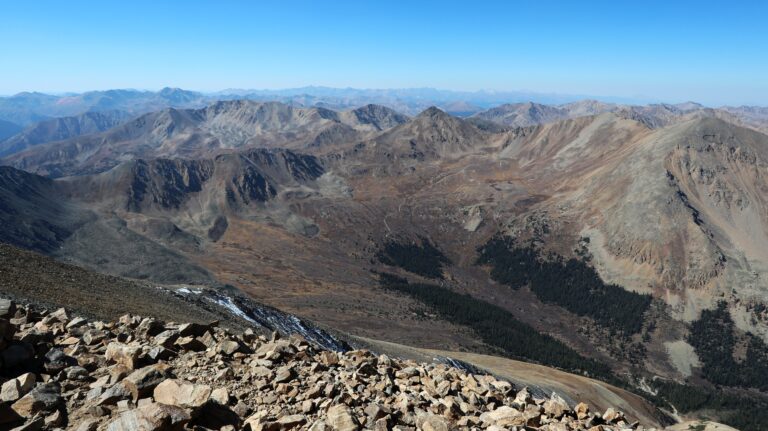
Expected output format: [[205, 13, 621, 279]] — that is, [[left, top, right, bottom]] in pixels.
[[73, 418, 99, 431], [136, 318, 165, 337], [210, 387, 230, 405], [480, 406, 526, 427], [65, 365, 90, 381], [174, 336, 206, 352], [66, 316, 88, 329], [147, 346, 174, 361], [82, 330, 106, 346], [1, 373, 35, 402], [153, 330, 180, 348], [543, 393, 571, 419], [106, 402, 191, 431], [217, 339, 241, 356], [575, 402, 590, 419], [326, 404, 360, 431], [274, 366, 294, 383], [105, 343, 141, 370], [602, 407, 624, 423], [98, 382, 133, 406], [416, 414, 449, 431], [123, 364, 172, 400], [11, 383, 63, 418], [256, 340, 296, 361], [177, 322, 211, 337], [277, 414, 307, 429], [153, 379, 212, 409]]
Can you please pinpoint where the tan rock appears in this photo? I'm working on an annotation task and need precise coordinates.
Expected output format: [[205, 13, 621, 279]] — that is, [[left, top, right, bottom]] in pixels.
[[309, 419, 329, 431], [174, 336, 206, 352], [153, 379, 212, 409], [274, 366, 294, 383], [575, 402, 590, 419], [105, 343, 141, 370], [602, 407, 623, 423], [513, 387, 533, 406], [480, 406, 526, 427], [319, 351, 339, 367], [210, 387, 230, 405], [1, 373, 35, 403], [44, 409, 63, 427], [544, 393, 571, 419], [277, 414, 307, 429], [217, 339, 240, 356], [326, 404, 360, 431], [73, 418, 99, 431], [106, 402, 191, 431], [256, 340, 296, 361], [417, 413, 449, 431]]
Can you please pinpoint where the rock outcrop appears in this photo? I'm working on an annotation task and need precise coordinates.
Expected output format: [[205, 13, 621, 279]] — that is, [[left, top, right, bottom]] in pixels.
[[0, 298, 660, 431]]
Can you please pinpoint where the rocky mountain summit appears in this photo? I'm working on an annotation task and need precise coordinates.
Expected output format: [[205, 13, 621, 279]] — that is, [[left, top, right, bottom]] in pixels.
[[0, 299, 655, 431]]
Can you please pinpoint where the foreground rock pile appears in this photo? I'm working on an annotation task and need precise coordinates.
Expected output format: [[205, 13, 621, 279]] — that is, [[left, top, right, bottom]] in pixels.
[[0, 299, 651, 431]]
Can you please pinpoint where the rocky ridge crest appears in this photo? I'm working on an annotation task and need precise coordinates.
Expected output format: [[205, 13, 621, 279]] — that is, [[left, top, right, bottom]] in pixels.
[[0, 299, 650, 431]]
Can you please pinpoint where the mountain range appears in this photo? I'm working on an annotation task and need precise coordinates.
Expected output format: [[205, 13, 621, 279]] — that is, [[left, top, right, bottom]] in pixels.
[[2, 91, 768, 428]]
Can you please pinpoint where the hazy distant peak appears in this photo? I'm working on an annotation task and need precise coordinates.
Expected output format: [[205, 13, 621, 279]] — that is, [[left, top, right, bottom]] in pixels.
[[347, 104, 409, 130], [417, 106, 449, 118]]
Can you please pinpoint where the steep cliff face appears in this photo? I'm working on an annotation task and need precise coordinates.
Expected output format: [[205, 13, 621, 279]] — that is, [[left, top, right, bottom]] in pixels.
[[69, 148, 325, 214], [126, 159, 215, 211]]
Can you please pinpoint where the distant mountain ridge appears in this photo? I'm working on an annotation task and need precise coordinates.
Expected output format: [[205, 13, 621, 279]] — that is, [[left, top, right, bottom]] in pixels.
[[0, 88, 209, 125], [470, 99, 768, 135], [1, 100, 408, 177], [0, 119, 22, 141], [0, 86, 655, 125], [0, 110, 130, 157]]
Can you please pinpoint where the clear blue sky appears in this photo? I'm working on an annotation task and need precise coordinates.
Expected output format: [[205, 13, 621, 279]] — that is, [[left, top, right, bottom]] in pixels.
[[1, 0, 766, 105]]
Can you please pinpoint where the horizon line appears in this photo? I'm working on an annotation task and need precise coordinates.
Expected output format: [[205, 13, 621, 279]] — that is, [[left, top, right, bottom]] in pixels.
[[0, 85, 763, 108]]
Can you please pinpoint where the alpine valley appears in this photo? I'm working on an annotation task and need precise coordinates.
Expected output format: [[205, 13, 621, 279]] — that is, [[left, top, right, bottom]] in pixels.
[[2, 88, 768, 430]]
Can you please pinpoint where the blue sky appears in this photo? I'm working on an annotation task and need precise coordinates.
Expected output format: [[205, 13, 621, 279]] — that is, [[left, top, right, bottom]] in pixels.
[[0, 1, 766, 105]]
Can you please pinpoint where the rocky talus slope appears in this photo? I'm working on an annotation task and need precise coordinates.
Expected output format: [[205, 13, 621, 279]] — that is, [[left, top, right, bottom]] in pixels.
[[0, 300, 656, 431]]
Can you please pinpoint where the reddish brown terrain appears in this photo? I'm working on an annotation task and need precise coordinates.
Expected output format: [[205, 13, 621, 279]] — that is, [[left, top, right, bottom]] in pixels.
[[3, 98, 768, 427]]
